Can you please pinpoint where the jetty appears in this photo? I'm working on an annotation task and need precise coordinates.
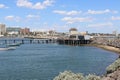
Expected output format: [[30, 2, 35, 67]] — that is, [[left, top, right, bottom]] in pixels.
[[0, 38, 57, 44], [0, 37, 92, 45], [57, 39, 91, 45]]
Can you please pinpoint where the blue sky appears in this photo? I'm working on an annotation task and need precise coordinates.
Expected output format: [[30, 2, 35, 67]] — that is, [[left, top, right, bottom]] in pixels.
[[0, 0, 120, 33]]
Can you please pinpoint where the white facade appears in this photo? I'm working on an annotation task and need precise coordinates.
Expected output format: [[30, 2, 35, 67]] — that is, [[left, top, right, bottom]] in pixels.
[[84, 35, 91, 40], [7, 31, 19, 35], [70, 31, 78, 35]]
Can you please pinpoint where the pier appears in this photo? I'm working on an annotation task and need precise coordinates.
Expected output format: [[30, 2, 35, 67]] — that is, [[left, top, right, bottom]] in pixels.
[[57, 39, 92, 45], [0, 38, 57, 44], [0, 38, 92, 45]]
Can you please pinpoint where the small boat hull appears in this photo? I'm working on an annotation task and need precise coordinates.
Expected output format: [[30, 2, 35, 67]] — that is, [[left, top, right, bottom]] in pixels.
[[7, 43, 22, 47], [0, 47, 16, 51]]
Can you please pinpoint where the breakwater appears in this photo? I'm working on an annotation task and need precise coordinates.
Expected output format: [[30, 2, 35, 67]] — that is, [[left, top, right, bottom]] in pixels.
[[90, 37, 120, 54], [92, 37, 120, 48]]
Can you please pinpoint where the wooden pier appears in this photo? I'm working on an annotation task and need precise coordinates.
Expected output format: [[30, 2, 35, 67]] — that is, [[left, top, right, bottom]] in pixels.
[[0, 39, 57, 44], [0, 38, 92, 45], [57, 39, 92, 45]]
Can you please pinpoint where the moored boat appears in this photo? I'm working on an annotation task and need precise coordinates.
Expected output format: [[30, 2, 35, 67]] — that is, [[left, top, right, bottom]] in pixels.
[[0, 47, 16, 51], [0, 43, 16, 51], [7, 42, 22, 47]]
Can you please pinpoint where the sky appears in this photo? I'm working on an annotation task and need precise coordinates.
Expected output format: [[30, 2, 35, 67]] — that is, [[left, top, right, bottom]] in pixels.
[[0, 0, 120, 33]]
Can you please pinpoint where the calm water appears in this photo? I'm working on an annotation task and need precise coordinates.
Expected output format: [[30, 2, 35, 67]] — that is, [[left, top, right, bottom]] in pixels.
[[0, 43, 118, 80]]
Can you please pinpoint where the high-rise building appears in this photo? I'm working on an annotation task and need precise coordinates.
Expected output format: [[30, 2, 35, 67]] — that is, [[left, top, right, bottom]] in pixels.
[[0, 23, 6, 35]]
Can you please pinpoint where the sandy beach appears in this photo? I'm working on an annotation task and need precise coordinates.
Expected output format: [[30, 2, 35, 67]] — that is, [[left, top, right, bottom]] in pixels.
[[88, 44, 120, 54]]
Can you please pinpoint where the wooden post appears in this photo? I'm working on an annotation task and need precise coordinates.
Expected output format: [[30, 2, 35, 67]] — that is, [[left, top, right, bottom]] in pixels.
[[14, 40, 16, 43], [5, 40, 7, 44], [46, 40, 48, 44], [22, 40, 24, 44], [38, 40, 40, 44], [30, 40, 32, 44]]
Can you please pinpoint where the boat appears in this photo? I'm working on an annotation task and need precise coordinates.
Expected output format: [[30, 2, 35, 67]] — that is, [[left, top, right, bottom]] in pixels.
[[6, 42, 22, 47], [0, 47, 16, 51], [0, 43, 16, 51]]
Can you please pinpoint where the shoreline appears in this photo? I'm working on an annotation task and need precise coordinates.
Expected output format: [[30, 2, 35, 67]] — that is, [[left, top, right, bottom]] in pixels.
[[85, 44, 120, 54]]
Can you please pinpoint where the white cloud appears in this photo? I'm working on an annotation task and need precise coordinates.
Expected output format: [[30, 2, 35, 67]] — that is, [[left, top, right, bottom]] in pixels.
[[62, 17, 93, 24], [53, 10, 81, 16], [5, 16, 14, 20], [87, 9, 118, 14], [5, 16, 21, 22], [17, 0, 54, 9], [111, 16, 120, 20], [87, 22, 113, 27], [5, 14, 40, 22], [26, 14, 40, 19], [0, 4, 8, 8], [17, 0, 32, 8]]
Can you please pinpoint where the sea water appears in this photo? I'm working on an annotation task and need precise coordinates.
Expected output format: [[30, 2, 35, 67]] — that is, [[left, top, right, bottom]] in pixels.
[[0, 43, 118, 80]]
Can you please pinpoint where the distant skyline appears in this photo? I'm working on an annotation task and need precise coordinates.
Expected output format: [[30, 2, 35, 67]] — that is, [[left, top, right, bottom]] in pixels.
[[0, 0, 120, 33]]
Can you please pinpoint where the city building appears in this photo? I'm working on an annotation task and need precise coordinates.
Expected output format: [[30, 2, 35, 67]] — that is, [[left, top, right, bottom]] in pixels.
[[20, 28, 30, 35], [80, 32, 87, 35], [0, 23, 6, 36], [6, 27, 21, 35], [31, 30, 58, 39], [68, 28, 91, 40], [69, 28, 78, 35]]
